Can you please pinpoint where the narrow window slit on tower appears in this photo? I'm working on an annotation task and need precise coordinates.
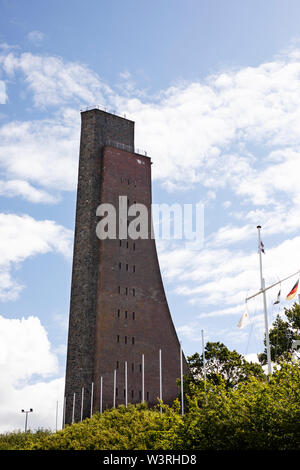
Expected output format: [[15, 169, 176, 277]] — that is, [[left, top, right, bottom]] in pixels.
[[132, 288, 135, 296], [117, 335, 120, 343], [125, 310, 128, 319], [132, 312, 135, 320], [125, 336, 127, 344], [117, 309, 120, 318], [119, 262, 121, 269], [132, 337, 135, 345]]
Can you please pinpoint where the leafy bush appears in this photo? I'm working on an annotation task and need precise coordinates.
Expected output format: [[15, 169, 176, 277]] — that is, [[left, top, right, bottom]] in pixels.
[[0, 429, 51, 450], [1, 362, 299, 450]]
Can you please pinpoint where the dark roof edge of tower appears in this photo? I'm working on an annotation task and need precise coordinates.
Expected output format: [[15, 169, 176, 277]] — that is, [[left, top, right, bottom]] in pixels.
[[80, 107, 135, 123]]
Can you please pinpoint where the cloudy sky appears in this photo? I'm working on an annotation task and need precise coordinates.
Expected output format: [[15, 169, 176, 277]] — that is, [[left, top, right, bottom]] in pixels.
[[1, 0, 300, 431]]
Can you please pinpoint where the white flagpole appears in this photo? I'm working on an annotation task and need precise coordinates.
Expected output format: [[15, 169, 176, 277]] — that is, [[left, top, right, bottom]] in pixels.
[[257, 225, 272, 375], [55, 400, 58, 432], [80, 387, 84, 422], [202, 329, 208, 404], [113, 370, 116, 408], [62, 396, 66, 429], [142, 354, 145, 403], [159, 349, 162, 413], [180, 342, 184, 415], [100, 377, 103, 414], [125, 362, 128, 407], [72, 393, 76, 424], [201, 329, 207, 382], [90, 382, 94, 417]]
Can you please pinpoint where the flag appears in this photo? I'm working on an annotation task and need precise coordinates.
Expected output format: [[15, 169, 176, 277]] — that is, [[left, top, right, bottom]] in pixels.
[[286, 280, 299, 301], [273, 290, 281, 305], [237, 308, 250, 329], [260, 241, 265, 254]]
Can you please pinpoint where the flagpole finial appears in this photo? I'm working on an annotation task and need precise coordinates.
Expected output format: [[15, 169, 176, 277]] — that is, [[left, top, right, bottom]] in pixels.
[[257, 225, 261, 229]]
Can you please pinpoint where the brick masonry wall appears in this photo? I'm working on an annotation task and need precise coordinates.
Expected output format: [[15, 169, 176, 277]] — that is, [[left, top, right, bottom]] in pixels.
[[64, 110, 134, 423], [64, 110, 188, 424]]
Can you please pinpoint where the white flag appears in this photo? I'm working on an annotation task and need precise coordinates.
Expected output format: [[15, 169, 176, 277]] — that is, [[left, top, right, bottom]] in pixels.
[[237, 308, 250, 329]]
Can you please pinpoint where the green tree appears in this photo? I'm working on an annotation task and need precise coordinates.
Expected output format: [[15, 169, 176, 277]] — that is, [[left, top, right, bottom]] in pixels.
[[187, 341, 264, 389], [181, 361, 300, 450], [259, 302, 300, 365]]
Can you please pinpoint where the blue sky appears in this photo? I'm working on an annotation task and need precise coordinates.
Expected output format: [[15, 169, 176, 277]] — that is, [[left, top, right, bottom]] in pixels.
[[1, 0, 300, 431]]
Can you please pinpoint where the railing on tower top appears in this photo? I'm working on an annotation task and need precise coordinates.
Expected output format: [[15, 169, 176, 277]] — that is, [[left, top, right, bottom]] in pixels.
[[80, 104, 127, 119], [80, 105, 148, 157], [105, 139, 147, 157]]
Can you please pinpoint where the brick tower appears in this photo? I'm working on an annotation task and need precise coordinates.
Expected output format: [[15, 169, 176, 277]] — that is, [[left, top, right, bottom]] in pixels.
[[64, 109, 188, 424]]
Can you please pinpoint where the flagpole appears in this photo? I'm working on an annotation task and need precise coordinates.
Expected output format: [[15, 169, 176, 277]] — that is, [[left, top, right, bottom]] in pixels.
[[141, 354, 145, 403], [55, 400, 58, 432], [72, 392, 76, 424], [62, 396, 66, 429], [113, 370, 116, 408], [80, 387, 84, 421], [180, 342, 184, 416], [257, 226, 272, 375], [125, 361, 128, 407], [100, 377, 103, 414], [159, 349, 162, 413], [90, 382, 94, 417], [201, 329, 208, 405], [246, 269, 300, 302]]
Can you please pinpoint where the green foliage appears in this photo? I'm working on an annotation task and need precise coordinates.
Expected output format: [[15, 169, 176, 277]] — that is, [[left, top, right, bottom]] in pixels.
[[1, 358, 299, 451], [0, 429, 51, 450], [187, 341, 265, 389], [28, 403, 184, 450], [259, 303, 300, 365], [182, 362, 300, 450]]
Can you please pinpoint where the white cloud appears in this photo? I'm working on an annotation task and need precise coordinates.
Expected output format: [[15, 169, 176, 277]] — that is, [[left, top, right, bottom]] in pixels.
[[110, 50, 300, 203], [0, 43, 20, 51], [0, 179, 58, 203], [159, 234, 300, 314], [1, 47, 300, 206], [0, 314, 63, 432], [0, 81, 7, 103], [0, 109, 80, 194], [0, 52, 110, 107], [1, 45, 300, 383], [27, 30, 45, 47], [0, 213, 73, 300]]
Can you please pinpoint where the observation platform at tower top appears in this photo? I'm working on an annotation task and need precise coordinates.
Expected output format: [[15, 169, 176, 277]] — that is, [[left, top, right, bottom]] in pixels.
[[80, 105, 134, 123], [80, 106, 149, 157]]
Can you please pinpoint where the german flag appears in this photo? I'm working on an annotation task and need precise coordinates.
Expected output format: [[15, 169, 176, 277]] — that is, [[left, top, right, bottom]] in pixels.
[[286, 280, 299, 301]]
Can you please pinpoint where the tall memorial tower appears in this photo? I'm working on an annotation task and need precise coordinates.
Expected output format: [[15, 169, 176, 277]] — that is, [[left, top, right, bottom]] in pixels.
[[64, 109, 188, 424]]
